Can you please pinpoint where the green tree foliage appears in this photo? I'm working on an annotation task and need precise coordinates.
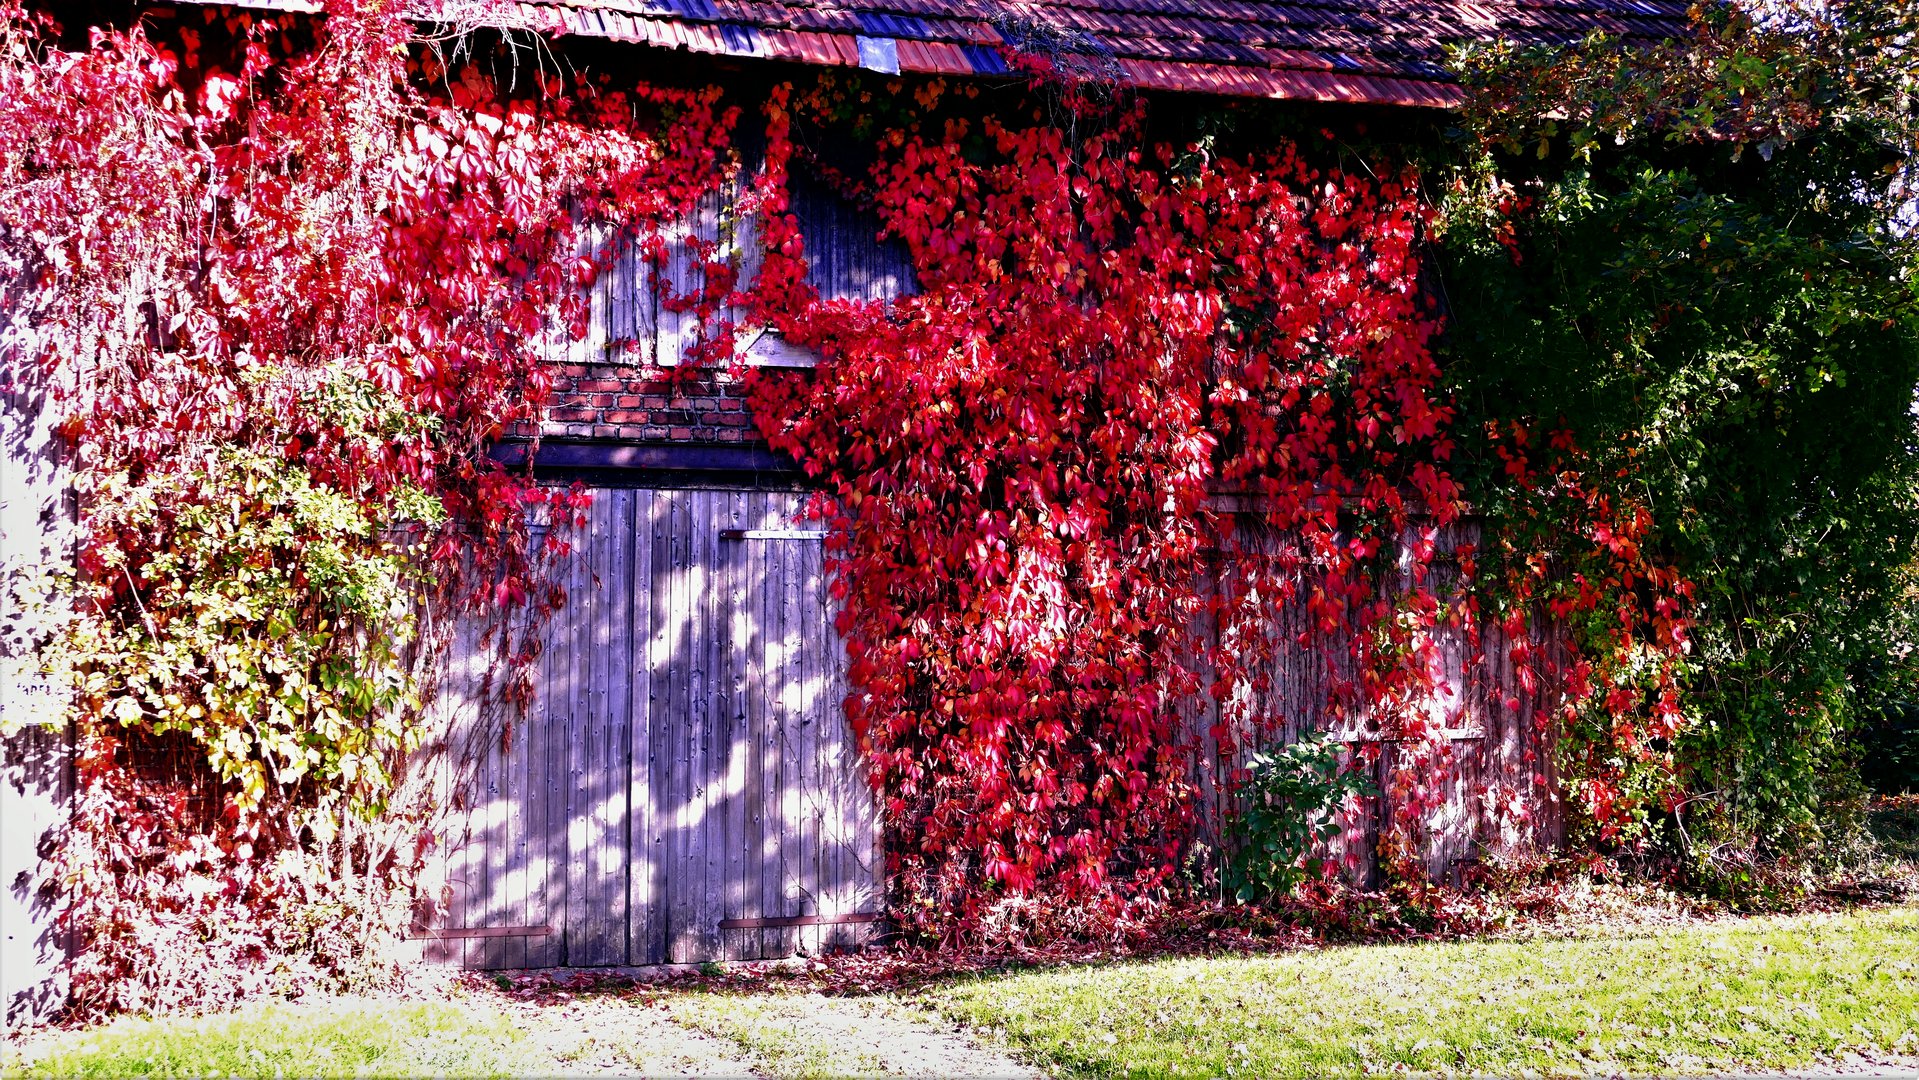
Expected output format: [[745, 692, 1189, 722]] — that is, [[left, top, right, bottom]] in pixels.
[[1441, 0, 1919, 849]]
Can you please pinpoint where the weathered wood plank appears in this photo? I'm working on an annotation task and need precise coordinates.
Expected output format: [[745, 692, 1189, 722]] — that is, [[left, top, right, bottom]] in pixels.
[[557, 513, 589, 966], [575, 479, 601, 966], [662, 489, 693, 963], [694, 488, 724, 962], [821, 524, 865, 953], [627, 489, 655, 965], [501, 626, 527, 972], [714, 490, 739, 962], [427, 618, 468, 967], [474, 681, 508, 969], [523, 599, 559, 969], [722, 490, 751, 961], [779, 501, 807, 954], [799, 528, 825, 957], [747, 492, 776, 961], [639, 488, 672, 965], [585, 489, 633, 965]]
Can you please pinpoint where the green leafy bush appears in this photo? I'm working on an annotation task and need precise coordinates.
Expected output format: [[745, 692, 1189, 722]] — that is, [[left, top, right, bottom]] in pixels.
[[1225, 734, 1375, 902]]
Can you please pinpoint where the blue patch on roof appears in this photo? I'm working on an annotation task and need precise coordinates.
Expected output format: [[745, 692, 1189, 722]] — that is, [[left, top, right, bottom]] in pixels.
[[663, 0, 720, 21], [856, 12, 931, 39], [856, 34, 901, 74], [717, 22, 760, 53], [960, 43, 1008, 74], [1328, 52, 1365, 71]]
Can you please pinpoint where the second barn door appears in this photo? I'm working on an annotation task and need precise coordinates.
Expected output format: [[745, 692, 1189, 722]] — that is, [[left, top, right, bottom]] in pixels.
[[640, 488, 881, 963]]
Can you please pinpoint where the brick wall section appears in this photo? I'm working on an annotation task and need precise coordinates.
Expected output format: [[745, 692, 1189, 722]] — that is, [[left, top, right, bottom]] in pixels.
[[527, 360, 776, 444]]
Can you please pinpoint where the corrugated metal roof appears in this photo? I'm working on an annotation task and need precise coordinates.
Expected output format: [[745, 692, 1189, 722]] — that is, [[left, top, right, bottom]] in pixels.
[[182, 0, 1694, 108]]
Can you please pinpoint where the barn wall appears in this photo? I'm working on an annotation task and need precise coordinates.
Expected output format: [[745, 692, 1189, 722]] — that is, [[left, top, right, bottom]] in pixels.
[[510, 154, 919, 460], [1184, 516, 1565, 887], [424, 483, 1567, 970], [438, 113, 1568, 965]]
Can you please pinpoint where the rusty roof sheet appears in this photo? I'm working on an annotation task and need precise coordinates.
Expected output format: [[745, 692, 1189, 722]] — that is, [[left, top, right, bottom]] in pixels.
[[190, 0, 1694, 107]]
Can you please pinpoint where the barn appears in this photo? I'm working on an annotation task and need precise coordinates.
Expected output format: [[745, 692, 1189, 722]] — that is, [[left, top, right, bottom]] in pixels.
[[388, 0, 1688, 970], [1, 0, 1694, 1013]]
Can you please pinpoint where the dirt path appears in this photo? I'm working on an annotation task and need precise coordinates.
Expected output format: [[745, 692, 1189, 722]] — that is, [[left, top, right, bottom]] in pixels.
[[491, 988, 1036, 1078], [492, 993, 761, 1076], [663, 992, 1038, 1079]]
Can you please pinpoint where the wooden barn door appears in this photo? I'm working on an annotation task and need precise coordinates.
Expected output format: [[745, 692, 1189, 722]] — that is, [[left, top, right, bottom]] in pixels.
[[430, 486, 880, 968], [641, 489, 881, 964], [431, 489, 639, 969]]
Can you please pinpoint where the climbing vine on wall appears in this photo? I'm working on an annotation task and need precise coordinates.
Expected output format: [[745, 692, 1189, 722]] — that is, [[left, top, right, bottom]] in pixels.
[[740, 75, 1694, 938], [4, 0, 1820, 997], [0, 0, 741, 1012], [1444, 0, 1919, 864]]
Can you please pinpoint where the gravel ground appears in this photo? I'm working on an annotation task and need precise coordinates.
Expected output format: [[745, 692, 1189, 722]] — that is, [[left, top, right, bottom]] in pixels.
[[664, 992, 1037, 1079], [488, 987, 1036, 1078]]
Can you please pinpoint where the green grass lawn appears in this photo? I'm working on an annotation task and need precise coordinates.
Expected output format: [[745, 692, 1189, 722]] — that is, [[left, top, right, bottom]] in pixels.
[[6, 906, 1916, 1079], [0, 997, 554, 1079], [927, 906, 1919, 1078]]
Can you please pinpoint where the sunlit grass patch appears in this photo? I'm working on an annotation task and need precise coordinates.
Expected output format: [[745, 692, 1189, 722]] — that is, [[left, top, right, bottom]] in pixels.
[[0, 997, 554, 1078], [664, 991, 904, 1079], [927, 906, 1919, 1078]]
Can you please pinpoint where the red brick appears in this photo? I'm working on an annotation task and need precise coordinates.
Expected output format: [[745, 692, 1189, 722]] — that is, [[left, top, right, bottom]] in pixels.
[[669, 426, 694, 440], [605, 410, 649, 424]]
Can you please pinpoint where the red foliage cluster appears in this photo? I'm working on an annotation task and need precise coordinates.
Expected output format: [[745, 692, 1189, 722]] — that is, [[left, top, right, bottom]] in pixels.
[[741, 77, 1694, 933], [737, 84, 1440, 932], [1476, 421, 1695, 841], [0, 0, 745, 1010]]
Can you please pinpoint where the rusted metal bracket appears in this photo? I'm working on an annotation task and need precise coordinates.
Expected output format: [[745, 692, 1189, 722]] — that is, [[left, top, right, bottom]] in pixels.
[[718, 528, 828, 541]]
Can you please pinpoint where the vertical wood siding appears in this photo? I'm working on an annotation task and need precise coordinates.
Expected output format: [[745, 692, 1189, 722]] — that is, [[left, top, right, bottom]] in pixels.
[[787, 170, 918, 306], [557, 167, 919, 374], [1187, 516, 1564, 886], [431, 490, 1564, 969], [1, 321, 72, 1028], [429, 487, 882, 968]]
